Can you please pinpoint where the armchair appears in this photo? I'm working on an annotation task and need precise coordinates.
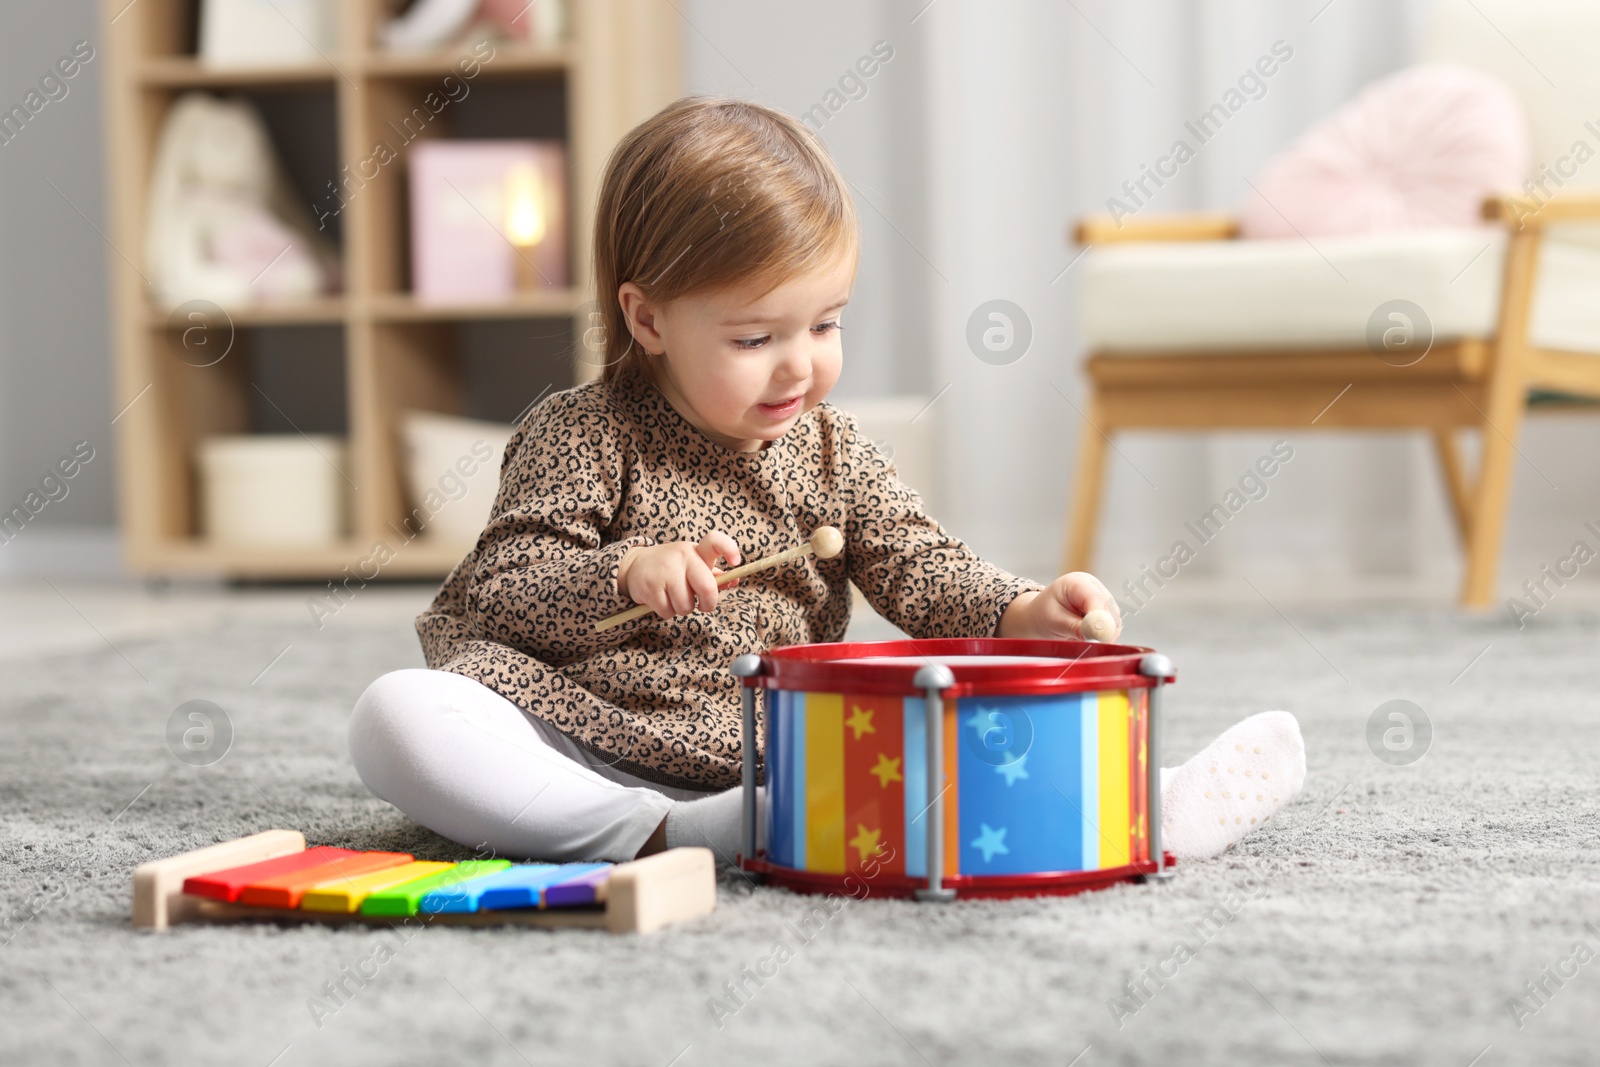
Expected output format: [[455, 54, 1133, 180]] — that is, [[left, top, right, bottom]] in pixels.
[[1063, 0, 1600, 608]]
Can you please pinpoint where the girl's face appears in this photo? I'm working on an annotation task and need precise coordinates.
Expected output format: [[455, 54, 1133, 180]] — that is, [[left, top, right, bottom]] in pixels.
[[619, 250, 854, 452]]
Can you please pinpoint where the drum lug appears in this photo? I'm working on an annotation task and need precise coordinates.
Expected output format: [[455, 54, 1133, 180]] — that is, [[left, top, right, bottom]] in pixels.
[[1138, 653, 1175, 681], [732, 654, 768, 871], [1139, 653, 1178, 880], [911, 664, 958, 901]]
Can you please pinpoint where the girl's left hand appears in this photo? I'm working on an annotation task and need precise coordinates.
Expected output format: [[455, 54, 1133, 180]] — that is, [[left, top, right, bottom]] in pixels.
[[1023, 571, 1121, 641]]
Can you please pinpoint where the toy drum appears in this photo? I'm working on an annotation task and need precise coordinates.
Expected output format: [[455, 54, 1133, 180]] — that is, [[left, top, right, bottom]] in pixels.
[[731, 638, 1178, 900]]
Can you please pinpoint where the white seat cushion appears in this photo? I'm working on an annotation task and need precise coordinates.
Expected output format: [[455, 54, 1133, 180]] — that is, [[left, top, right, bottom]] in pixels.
[[1079, 228, 1600, 355]]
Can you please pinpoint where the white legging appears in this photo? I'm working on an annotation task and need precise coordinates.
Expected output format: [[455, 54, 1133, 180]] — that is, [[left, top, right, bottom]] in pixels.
[[347, 668, 721, 863]]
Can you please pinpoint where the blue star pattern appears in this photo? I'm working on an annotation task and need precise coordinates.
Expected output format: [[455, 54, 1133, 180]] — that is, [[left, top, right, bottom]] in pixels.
[[995, 751, 1030, 786], [957, 692, 1093, 875], [970, 823, 1009, 863]]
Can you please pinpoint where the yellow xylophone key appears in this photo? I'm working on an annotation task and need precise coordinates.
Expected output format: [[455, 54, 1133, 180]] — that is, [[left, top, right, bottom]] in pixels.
[[299, 861, 455, 913]]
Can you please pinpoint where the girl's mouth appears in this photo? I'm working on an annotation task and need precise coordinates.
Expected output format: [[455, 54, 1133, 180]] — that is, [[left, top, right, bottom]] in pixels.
[[758, 395, 803, 418]]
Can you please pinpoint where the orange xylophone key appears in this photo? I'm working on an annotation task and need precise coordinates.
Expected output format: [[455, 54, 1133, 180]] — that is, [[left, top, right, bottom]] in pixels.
[[236, 851, 414, 908], [183, 846, 361, 903]]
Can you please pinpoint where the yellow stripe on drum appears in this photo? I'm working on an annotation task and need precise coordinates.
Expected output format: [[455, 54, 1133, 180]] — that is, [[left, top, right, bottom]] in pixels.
[[804, 692, 846, 874], [1097, 690, 1133, 868]]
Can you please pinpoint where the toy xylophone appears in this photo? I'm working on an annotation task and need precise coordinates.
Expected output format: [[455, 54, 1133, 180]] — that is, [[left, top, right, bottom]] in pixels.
[[131, 831, 715, 935]]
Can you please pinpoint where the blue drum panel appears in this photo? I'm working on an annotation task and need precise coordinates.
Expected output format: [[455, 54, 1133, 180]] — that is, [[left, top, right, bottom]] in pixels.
[[767, 690, 809, 869], [955, 692, 1090, 875]]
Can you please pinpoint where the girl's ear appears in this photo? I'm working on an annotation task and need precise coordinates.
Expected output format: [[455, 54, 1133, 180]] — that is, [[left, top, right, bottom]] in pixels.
[[617, 282, 665, 356]]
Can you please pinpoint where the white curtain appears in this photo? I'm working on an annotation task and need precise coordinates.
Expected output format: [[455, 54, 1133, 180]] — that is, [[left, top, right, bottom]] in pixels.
[[919, 0, 1444, 590]]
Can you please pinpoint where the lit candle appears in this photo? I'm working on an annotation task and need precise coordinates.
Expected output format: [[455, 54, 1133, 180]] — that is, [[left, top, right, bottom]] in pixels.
[[505, 162, 547, 294], [505, 164, 546, 245]]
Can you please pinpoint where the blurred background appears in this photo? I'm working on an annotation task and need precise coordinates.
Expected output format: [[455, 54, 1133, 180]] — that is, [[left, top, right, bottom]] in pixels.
[[2, 0, 1596, 616]]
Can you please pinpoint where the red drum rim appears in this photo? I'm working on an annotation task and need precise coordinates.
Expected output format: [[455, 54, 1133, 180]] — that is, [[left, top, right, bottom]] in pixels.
[[740, 853, 1178, 900], [747, 637, 1172, 697]]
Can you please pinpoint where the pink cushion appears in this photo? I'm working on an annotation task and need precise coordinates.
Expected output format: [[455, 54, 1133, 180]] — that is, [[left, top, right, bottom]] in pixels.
[[1239, 64, 1529, 239]]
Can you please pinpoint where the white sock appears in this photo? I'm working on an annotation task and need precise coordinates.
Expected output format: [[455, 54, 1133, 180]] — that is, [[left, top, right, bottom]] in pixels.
[[1157, 711, 1306, 861], [664, 786, 762, 860]]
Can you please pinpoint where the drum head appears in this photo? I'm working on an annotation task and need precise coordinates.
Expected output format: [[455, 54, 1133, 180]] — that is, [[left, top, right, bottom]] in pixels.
[[830, 654, 1066, 666], [758, 638, 1168, 697]]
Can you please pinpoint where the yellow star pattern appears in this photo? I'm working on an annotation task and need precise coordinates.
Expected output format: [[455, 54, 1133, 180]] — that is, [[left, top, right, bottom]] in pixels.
[[849, 823, 883, 864], [869, 752, 902, 789], [845, 704, 876, 740]]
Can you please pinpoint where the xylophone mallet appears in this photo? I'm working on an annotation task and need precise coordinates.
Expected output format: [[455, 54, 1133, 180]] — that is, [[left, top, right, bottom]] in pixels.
[[1080, 608, 1118, 643], [594, 526, 845, 633]]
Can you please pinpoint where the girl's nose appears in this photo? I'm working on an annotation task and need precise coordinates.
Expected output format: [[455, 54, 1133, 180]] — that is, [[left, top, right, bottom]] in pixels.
[[778, 343, 811, 382]]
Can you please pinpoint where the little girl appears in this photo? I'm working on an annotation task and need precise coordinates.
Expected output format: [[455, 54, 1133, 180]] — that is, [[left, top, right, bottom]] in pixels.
[[348, 95, 1306, 868]]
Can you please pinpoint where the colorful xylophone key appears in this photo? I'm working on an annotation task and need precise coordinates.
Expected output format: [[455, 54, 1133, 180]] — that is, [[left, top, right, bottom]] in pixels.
[[300, 861, 455, 913], [235, 852, 415, 908], [183, 846, 363, 903], [359, 860, 512, 917], [542, 866, 613, 908], [422, 863, 611, 914]]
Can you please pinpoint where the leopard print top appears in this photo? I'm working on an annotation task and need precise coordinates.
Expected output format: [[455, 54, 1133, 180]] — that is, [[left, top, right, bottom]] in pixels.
[[417, 358, 1045, 793]]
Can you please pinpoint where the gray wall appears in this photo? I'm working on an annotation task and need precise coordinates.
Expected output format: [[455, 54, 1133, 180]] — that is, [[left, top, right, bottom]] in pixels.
[[0, 0, 113, 535]]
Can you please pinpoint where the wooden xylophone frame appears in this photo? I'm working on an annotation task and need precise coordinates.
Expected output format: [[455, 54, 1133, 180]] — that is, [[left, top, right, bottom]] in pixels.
[[732, 638, 1181, 901], [132, 836, 716, 935]]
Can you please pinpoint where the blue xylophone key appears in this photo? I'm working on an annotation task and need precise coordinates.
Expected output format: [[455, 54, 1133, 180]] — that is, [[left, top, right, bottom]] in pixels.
[[419, 863, 558, 914], [475, 863, 611, 911]]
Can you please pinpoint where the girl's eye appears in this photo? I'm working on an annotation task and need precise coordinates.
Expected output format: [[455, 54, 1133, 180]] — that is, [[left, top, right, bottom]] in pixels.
[[732, 322, 841, 350]]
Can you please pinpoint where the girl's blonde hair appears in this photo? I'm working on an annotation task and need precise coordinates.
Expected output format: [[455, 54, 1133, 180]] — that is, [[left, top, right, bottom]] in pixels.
[[591, 95, 859, 384]]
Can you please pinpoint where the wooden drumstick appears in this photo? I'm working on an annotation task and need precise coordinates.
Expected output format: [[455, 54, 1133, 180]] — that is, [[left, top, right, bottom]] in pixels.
[[594, 526, 845, 633], [1081, 608, 1118, 642]]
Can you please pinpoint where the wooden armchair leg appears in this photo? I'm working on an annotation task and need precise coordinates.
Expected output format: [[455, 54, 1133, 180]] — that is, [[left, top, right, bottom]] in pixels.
[[1063, 412, 1110, 575], [1461, 419, 1522, 609], [1460, 219, 1539, 609], [1432, 429, 1473, 546]]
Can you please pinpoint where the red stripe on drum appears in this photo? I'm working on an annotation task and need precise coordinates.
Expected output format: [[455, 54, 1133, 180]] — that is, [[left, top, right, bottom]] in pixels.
[[842, 693, 905, 877]]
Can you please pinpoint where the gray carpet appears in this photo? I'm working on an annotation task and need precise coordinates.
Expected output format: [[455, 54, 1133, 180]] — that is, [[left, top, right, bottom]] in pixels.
[[3, 595, 1599, 1067]]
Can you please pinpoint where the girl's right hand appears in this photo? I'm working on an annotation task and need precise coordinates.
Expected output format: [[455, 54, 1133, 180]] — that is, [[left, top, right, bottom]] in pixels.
[[617, 531, 742, 620]]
